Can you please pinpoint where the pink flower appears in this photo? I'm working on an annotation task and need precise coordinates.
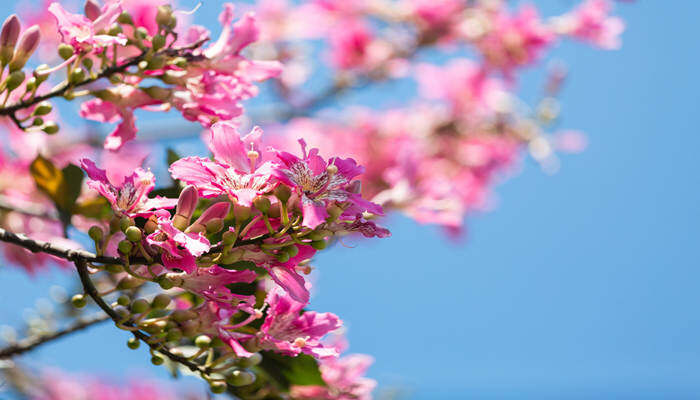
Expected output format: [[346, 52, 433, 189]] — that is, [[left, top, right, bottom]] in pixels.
[[80, 85, 162, 150], [328, 19, 373, 70], [274, 140, 383, 229], [80, 158, 176, 218], [291, 354, 377, 400], [169, 122, 277, 207], [146, 210, 210, 273], [556, 0, 624, 49], [48, 1, 126, 51], [256, 288, 341, 359]]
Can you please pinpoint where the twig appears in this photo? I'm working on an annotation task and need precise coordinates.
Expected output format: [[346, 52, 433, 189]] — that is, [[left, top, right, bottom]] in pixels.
[[0, 312, 110, 358], [73, 259, 208, 375], [0, 227, 120, 264]]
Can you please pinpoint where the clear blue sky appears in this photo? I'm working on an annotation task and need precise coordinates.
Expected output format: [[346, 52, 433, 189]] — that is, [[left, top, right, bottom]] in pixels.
[[2, 1, 700, 399]]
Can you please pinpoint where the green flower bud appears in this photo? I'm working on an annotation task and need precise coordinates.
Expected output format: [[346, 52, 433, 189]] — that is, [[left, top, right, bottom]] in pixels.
[[147, 55, 165, 70], [166, 328, 182, 342], [307, 231, 325, 241], [117, 11, 133, 25], [107, 23, 122, 36], [171, 309, 197, 322], [32, 117, 43, 126], [172, 57, 187, 68], [32, 101, 52, 116], [195, 335, 211, 348], [236, 352, 262, 368], [113, 305, 130, 322], [125, 226, 142, 242], [117, 276, 143, 290], [156, 5, 173, 27], [143, 321, 166, 334], [233, 204, 252, 222], [88, 225, 104, 242], [151, 355, 164, 365], [25, 77, 36, 91], [135, 27, 148, 40], [42, 122, 59, 135], [205, 218, 224, 234], [143, 85, 171, 101], [117, 239, 133, 255], [117, 295, 130, 306], [275, 251, 290, 263], [127, 337, 140, 349], [58, 43, 74, 60], [156, 275, 175, 290], [180, 320, 197, 336], [120, 216, 134, 231], [151, 293, 171, 310], [152, 34, 166, 51], [69, 67, 85, 85], [71, 294, 87, 308], [311, 240, 327, 250], [82, 57, 93, 70], [130, 298, 150, 314], [210, 381, 227, 394], [226, 369, 255, 386], [274, 185, 292, 203], [5, 70, 24, 92], [33, 64, 50, 83], [222, 230, 237, 246], [283, 245, 299, 258], [253, 196, 271, 214]]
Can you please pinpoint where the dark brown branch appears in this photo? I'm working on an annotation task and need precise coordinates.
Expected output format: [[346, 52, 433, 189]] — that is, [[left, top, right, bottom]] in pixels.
[[0, 39, 208, 117], [0, 227, 121, 264], [0, 312, 110, 359], [73, 259, 208, 375]]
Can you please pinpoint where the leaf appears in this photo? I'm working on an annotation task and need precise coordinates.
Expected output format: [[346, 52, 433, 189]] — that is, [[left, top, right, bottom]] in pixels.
[[74, 197, 111, 220], [166, 148, 181, 166], [257, 352, 326, 389], [30, 156, 84, 216]]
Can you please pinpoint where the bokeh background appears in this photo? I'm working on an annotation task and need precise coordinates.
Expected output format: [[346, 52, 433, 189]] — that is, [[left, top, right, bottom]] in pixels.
[[2, 0, 699, 398]]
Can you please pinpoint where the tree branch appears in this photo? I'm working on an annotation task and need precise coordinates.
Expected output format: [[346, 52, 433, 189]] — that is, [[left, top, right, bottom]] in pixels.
[[0, 312, 110, 359], [0, 227, 120, 264]]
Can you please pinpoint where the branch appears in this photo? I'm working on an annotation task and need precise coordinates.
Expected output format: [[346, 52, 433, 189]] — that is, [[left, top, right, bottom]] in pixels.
[[0, 312, 110, 359], [0, 39, 208, 117], [0, 227, 120, 264], [73, 259, 209, 375]]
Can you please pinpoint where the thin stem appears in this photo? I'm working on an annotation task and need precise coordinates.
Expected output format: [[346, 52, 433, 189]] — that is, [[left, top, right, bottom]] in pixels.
[[0, 312, 110, 358]]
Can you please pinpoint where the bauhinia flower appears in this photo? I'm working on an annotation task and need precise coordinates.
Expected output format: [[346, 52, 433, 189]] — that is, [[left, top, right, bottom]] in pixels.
[[254, 289, 341, 359], [291, 354, 377, 400], [145, 209, 211, 274], [170, 121, 277, 207], [274, 140, 383, 229], [80, 158, 176, 218], [48, 1, 126, 51]]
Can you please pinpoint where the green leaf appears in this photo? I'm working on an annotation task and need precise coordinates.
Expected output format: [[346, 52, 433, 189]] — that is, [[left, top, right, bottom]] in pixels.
[[74, 197, 111, 220], [166, 148, 181, 166], [257, 352, 326, 389], [29, 156, 84, 216]]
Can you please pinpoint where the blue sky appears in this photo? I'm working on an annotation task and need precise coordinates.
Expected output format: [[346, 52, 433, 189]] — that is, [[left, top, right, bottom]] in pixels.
[[2, 1, 700, 399]]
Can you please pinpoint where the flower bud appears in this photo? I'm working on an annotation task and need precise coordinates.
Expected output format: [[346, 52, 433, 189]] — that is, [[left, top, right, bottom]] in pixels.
[[283, 245, 299, 258], [82, 57, 93, 70], [143, 85, 171, 101], [88, 225, 104, 242], [117, 11, 133, 25], [171, 57, 187, 68], [152, 34, 166, 51], [171, 309, 197, 322], [144, 214, 158, 234], [71, 294, 87, 308], [147, 54, 166, 70], [275, 251, 290, 263], [156, 5, 173, 27], [41, 121, 59, 135], [274, 185, 292, 203], [9, 25, 40, 71], [233, 203, 252, 222], [130, 298, 150, 314], [180, 320, 198, 336], [117, 239, 133, 254], [117, 295, 130, 306], [32, 117, 43, 126], [326, 204, 343, 221], [151, 355, 164, 365], [69, 67, 85, 85], [210, 381, 227, 394], [84, 0, 101, 21], [311, 240, 327, 250], [114, 305, 130, 322], [125, 226, 142, 242], [120, 216, 134, 231], [0, 15, 20, 66], [222, 230, 237, 246], [173, 185, 197, 230], [127, 337, 140, 349], [253, 196, 271, 214], [227, 369, 256, 386], [117, 276, 143, 290], [156, 275, 175, 290], [143, 320, 166, 334], [195, 334, 211, 348], [151, 293, 171, 310], [135, 27, 148, 39], [107, 23, 122, 36], [32, 101, 52, 116], [236, 352, 262, 368], [166, 328, 182, 342], [5, 70, 24, 92], [219, 249, 243, 264]]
